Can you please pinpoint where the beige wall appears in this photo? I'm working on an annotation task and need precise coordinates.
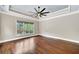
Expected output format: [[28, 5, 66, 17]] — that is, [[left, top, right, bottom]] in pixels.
[[0, 13, 39, 41], [0, 13, 1, 38], [1, 10, 79, 42], [39, 13, 79, 41]]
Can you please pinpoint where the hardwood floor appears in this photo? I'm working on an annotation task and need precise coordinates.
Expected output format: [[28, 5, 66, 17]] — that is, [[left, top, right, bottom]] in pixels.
[[0, 35, 79, 54], [34, 36, 79, 54]]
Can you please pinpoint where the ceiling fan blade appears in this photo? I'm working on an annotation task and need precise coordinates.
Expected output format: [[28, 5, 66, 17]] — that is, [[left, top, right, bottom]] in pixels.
[[40, 8, 46, 12], [40, 14, 42, 17], [34, 8, 38, 12]]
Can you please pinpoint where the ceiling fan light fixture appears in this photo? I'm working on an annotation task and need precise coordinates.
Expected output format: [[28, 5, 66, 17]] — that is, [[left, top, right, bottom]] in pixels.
[[34, 6, 50, 17]]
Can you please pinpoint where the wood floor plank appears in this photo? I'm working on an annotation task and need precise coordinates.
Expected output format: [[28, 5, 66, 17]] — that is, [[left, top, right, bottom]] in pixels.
[[0, 35, 79, 54], [34, 36, 79, 54]]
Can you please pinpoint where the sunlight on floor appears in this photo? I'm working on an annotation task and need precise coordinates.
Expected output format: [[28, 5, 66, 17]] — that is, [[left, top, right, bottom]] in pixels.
[[15, 38, 35, 54]]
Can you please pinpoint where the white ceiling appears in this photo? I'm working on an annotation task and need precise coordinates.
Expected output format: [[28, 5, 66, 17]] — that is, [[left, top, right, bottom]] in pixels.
[[1, 5, 79, 20], [10, 5, 68, 12], [10, 5, 68, 18]]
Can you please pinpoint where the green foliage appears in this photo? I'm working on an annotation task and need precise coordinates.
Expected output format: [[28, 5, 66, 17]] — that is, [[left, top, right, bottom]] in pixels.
[[17, 21, 34, 34]]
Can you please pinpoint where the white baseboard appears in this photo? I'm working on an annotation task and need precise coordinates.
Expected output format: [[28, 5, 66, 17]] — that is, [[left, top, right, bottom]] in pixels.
[[39, 34, 79, 44], [0, 34, 39, 44]]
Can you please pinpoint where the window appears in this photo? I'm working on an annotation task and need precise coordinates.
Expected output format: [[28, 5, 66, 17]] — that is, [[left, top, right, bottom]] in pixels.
[[17, 21, 34, 35]]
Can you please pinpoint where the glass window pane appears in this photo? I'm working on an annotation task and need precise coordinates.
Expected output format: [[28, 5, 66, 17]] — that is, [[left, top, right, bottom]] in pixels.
[[17, 21, 23, 34], [17, 21, 34, 35]]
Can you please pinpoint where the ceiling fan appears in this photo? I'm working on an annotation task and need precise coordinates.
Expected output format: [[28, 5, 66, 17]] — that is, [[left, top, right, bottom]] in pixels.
[[34, 6, 50, 17]]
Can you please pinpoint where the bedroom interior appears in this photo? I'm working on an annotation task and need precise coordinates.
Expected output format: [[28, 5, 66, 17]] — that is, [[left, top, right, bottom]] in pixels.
[[0, 5, 79, 54]]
